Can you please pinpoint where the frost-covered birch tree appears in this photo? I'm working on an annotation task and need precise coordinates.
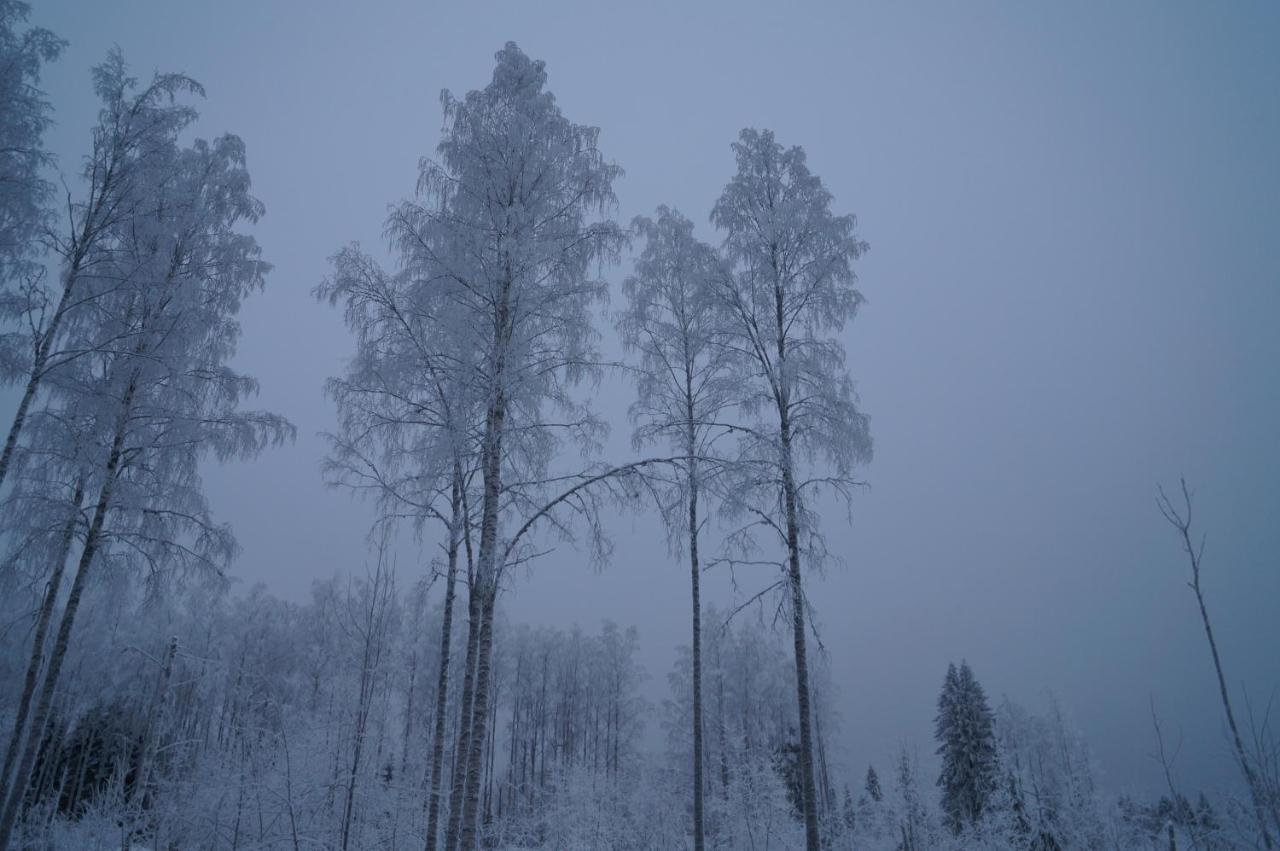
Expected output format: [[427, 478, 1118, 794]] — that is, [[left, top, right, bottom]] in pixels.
[[0, 50, 204, 493], [0, 59, 200, 792], [618, 206, 735, 850], [382, 42, 624, 851], [317, 244, 481, 851], [0, 125, 291, 851], [0, 0, 63, 327], [710, 127, 871, 851]]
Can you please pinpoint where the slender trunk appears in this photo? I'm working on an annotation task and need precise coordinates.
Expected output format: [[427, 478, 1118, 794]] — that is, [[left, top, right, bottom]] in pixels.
[[1193, 581, 1275, 847], [425, 467, 463, 851], [278, 712, 302, 851], [784, 515, 821, 851], [341, 567, 389, 851], [716, 661, 730, 797], [339, 709, 365, 851], [483, 666, 498, 828], [815, 698, 833, 817], [685, 391, 706, 850], [0, 380, 132, 850], [0, 481, 83, 807], [1165, 484, 1278, 848], [774, 278, 821, 848], [132, 636, 178, 809], [70, 733, 89, 815], [403, 648, 418, 775], [763, 240, 824, 850]]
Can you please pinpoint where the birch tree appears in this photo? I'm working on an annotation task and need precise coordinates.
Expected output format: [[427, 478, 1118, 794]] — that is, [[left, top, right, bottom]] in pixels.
[[333, 551, 399, 851], [317, 243, 480, 851], [710, 127, 871, 851], [0, 49, 203, 493], [618, 206, 735, 850], [384, 42, 623, 850], [0, 0, 63, 330], [0, 126, 291, 850]]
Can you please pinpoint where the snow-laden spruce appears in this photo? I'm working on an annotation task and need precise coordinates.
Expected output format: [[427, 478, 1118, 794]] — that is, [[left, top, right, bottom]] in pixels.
[[934, 661, 999, 835]]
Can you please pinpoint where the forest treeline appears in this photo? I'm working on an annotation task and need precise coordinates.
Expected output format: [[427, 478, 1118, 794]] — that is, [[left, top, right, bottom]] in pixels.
[[1, 3, 1277, 849], [0, 572, 1250, 850]]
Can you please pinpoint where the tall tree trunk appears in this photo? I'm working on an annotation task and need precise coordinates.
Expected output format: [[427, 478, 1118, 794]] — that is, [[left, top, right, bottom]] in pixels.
[[0, 480, 83, 807], [687, 413, 706, 851], [444, 576, 480, 851], [483, 664, 499, 828], [458, 287, 509, 850], [775, 264, 821, 850], [0, 380, 132, 850], [425, 467, 463, 851], [783, 491, 821, 851], [442, 583, 478, 849], [458, 588, 496, 850]]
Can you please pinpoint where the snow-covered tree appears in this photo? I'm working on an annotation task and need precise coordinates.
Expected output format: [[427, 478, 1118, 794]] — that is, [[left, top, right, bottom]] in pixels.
[[995, 696, 1107, 849], [383, 42, 624, 850], [317, 241, 481, 851], [867, 764, 883, 802], [663, 608, 840, 850], [710, 127, 871, 851], [894, 745, 934, 851], [618, 205, 735, 850], [0, 1, 63, 339], [0, 49, 204, 493], [0, 118, 291, 850], [934, 661, 998, 834]]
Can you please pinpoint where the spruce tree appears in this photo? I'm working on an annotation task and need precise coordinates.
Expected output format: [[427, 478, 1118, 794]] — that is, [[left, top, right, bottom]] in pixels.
[[865, 765, 883, 803], [935, 660, 998, 833]]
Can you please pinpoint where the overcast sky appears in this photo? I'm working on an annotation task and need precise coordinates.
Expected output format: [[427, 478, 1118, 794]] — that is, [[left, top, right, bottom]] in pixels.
[[18, 0, 1280, 799]]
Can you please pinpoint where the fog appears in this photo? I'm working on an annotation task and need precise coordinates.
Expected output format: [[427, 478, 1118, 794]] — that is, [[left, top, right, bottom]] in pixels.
[[11, 0, 1280, 829]]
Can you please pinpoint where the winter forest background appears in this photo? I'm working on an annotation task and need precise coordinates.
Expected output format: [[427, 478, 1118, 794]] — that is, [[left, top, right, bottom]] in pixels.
[[1, 1, 1278, 849]]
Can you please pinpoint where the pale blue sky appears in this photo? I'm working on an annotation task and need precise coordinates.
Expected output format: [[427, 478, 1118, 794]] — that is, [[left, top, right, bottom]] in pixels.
[[16, 0, 1280, 798]]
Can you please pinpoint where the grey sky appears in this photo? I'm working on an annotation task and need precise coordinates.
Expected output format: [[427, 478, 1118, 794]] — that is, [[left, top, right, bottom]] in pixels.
[[18, 0, 1280, 799]]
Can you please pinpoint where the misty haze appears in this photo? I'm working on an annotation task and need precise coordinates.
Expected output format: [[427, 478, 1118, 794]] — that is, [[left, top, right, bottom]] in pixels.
[[0, 2, 1277, 849]]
